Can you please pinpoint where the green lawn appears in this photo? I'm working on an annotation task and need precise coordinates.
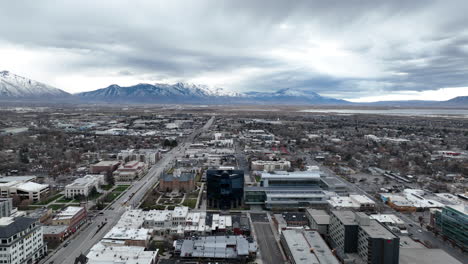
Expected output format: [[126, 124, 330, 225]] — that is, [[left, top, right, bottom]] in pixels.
[[114, 185, 130, 192], [195, 172, 202, 182], [56, 198, 79, 203], [88, 191, 103, 200], [104, 192, 120, 203], [182, 199, 197, 209], [102, 188, 127, 203], [187, 191, 199, 199], [35, 193, 63, 205], [159, 198, 182, 205], [141, 204, 166, 210], [48, 204, 66, 210], [100, 184, 114, 191], [255, 175, 261, 182]]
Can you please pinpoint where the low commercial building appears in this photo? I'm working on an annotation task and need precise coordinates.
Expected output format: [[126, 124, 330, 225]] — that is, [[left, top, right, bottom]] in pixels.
[[380, 189, 446, 212], [0, 217, 46, 264], [232, 214, 251, 236], [51, 206, 87, 234], [370, 214, 406, 230], [381, 194, 416, 212], [280, 229, 340, 264], [119, 207, 249, 237], [43, 225, 68, 245], [89, 160, 120, 174], [64, 174, 104, 198], [328, 194, 376, 211], [251, 160, 291, 172], [87, 242, 159, 264], [26, 207, 53, 224], [277, 212, 308, 227], [113, 161, 148, 182], [102, 226, 151, 248], [174, 235, 257, 260]]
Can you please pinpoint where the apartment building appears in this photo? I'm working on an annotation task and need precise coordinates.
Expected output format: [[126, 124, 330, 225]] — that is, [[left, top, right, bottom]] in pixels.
[[329, 211, 400, 264], [0, 217, 46, 264]]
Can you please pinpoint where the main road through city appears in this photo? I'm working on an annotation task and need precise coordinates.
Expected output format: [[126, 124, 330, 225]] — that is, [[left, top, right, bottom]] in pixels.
[[44, 116, 215, 264]]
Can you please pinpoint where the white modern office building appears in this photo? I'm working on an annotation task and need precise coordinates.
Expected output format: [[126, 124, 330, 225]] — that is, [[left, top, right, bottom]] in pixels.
[[0, 178, 49, 203], [64, 174, 104, 198]]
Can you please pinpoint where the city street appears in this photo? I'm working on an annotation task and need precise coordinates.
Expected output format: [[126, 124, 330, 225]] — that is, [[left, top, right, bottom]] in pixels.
[[43, 116, 215, 264], [250, 213, 284, 264]]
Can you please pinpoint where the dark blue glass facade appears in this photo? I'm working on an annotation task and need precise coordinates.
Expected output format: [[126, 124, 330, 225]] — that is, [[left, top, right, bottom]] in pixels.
[[207, 169, 244, 209]]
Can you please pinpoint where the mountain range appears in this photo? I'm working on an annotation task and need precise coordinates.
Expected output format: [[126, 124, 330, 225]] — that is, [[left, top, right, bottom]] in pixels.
[[0, 71, 70, 98], [0, 71, 467, 106], [77, 83, 348, 105]]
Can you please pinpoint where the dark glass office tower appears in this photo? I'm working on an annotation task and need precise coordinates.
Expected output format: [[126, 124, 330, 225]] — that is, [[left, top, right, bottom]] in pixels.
[[207, 169, 244, 209]]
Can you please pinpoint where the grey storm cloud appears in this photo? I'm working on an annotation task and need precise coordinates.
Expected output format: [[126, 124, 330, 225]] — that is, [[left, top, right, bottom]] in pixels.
[[0, 0, 467, 98]]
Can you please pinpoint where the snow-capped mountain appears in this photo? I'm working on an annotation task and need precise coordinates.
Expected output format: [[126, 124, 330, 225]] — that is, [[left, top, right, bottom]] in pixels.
[[0, 71, 70, 97], [77, 82, 244, 102], [77, 83, 348, 104], [244, 88, 348, 104]]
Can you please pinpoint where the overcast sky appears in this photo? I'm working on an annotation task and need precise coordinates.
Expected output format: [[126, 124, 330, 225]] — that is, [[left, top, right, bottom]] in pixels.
[[1, 0, 468, 101]]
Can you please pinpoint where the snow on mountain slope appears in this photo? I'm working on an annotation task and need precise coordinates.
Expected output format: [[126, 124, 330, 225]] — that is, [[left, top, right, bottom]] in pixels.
[[0, 71, 70, 97], [78, 82, 242, 98], [77, 83, 349, 105]]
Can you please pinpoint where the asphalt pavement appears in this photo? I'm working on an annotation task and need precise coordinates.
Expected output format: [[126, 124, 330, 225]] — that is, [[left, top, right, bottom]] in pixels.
[[253, 223, 284, 264]]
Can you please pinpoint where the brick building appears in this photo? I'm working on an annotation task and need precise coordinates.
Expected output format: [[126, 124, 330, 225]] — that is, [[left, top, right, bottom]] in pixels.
[[159, 173, 195, 193], [90, 161, 120, 174]]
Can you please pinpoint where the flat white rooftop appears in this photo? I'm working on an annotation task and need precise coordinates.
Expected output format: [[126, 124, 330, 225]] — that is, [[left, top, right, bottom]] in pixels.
[[54, 206, 84, 220], [87, 242, 158, 264], [104, 226, 150, 241], [17, 182, 49, 192], [261, 171, 321, 179]]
